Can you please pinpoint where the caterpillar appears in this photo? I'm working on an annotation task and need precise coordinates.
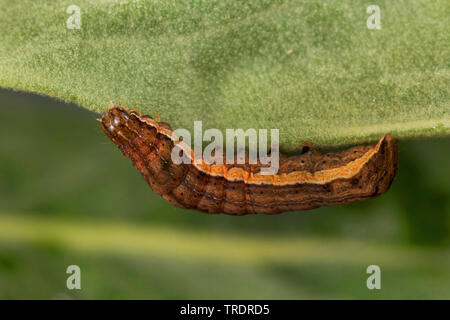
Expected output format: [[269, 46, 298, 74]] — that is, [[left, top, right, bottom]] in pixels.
[[101, 105, 398, 215]]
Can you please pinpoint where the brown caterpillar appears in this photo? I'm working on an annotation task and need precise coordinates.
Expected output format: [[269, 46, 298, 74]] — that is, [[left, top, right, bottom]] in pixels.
[[101, 105, 398, 215]]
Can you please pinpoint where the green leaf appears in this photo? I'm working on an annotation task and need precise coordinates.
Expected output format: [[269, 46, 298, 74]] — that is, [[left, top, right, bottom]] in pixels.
[[0, 0, 448, 150]]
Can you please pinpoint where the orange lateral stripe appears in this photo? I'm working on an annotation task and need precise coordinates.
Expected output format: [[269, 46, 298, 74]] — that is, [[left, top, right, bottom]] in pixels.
[[134, 112, 384, 186]]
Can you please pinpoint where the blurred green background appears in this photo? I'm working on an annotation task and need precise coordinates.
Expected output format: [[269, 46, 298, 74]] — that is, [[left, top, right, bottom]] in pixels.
[[0, 88, 448, 299]]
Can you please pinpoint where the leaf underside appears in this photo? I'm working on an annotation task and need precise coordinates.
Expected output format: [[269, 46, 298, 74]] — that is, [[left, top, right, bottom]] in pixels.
[[0, 0, 448, 151]]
